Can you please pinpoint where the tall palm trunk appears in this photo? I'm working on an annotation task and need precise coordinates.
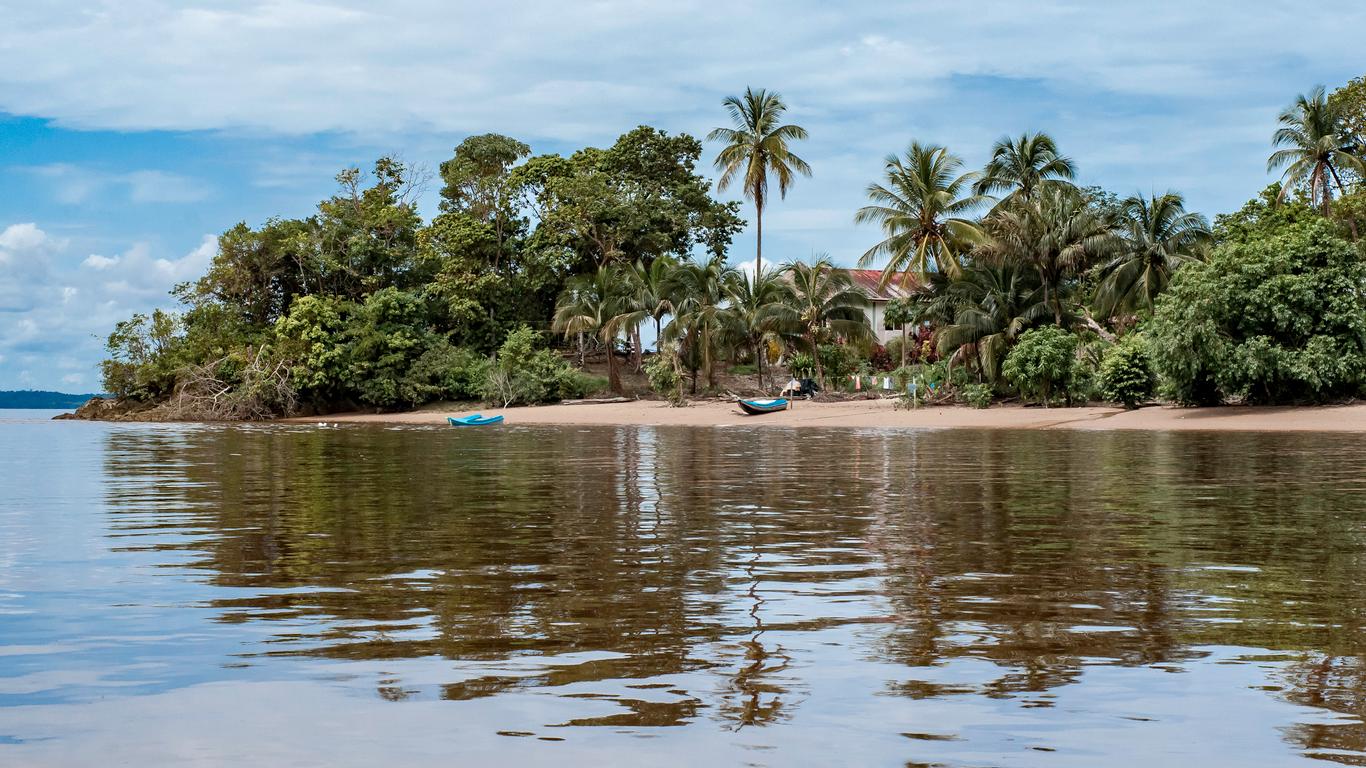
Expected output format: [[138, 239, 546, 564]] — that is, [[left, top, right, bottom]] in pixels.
[[900, 324, 908, 368], [607, 342, 622, 395], [752, 182, 764, 276], [632, 325, 643, 371], [808, 332, 824, 389]]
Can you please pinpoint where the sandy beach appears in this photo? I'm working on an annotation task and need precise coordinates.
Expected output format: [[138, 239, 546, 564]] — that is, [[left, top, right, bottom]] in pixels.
[[288, 398, 1366, 432]]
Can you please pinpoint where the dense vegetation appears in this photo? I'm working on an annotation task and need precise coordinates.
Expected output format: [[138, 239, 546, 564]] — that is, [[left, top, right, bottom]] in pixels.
[[99, 78, 1366, 418]]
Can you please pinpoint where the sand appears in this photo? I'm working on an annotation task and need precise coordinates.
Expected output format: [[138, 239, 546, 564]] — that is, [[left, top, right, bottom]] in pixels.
[[288, 398, 1366, 432]]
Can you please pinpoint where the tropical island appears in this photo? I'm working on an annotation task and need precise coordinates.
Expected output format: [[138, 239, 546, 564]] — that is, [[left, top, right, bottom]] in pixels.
[[78, 78, 1366, 427]]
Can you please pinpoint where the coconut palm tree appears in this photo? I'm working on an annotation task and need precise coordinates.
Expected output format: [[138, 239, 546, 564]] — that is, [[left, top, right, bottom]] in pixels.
[[552, 265, 634, 394], [721, 267, 793, 390], [974, 131, 1076, 204], [855, 143, 988, 284], [982, 185, 1121, 326], [1268, 86, 1365, 215], [624, 257, 678, 370], [664, 257, 737, 392], [781, 257, 873, 387], [1093, 192, 1212, 319], [708, 87, 811, 276], [936, 262, 1051, 383]]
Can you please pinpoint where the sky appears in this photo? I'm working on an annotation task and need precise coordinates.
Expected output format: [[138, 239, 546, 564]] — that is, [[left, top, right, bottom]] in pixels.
[[1, 1, 1363, 392]]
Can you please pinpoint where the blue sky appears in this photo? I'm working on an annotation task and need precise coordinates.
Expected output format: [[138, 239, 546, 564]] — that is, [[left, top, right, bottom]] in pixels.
[[2, 1, 1363, 391]]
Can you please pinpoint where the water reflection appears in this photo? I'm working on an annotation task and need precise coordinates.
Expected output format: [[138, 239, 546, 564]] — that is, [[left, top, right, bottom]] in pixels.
[[2, 423, 1366, 765]]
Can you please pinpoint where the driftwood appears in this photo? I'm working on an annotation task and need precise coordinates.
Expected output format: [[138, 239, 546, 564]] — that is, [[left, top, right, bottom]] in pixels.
[[559, 396, 633, 405], [163, 346, 297, 420]]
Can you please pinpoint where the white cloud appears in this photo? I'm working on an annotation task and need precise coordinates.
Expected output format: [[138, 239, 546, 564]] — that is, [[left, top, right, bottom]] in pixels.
[[0, 227, 217, 389], [23, 164, 211, 205], [82, 254, 120, 270]]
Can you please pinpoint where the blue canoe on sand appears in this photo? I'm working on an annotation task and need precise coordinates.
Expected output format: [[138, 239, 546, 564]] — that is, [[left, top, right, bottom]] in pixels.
[[448, 414, 504, 426], [737, 398, 789, 415]]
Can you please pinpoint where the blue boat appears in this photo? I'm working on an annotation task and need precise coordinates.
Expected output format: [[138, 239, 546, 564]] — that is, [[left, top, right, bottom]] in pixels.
[[447, 414, 504, 427], [737, 398, 789, 415]]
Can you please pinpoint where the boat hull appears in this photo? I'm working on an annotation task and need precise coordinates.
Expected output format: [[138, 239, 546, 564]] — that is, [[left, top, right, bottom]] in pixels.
[[737, 399, 789, 415], [447, 414, 504, 426]]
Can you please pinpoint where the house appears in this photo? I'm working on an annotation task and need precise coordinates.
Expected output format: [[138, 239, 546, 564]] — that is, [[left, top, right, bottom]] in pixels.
[[840, 269, 921, 346]]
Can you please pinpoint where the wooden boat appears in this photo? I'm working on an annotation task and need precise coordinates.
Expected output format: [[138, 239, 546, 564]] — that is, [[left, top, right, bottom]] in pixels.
[[447, 414, 504, 426], [737, 398, 789, 415]]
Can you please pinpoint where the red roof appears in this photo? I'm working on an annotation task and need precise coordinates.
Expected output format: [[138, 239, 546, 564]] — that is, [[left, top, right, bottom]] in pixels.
[[841, 269, 921, 301]]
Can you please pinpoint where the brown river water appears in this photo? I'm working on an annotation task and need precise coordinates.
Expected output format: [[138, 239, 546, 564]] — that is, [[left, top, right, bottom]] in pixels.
[[2, 411, 1365, 766]]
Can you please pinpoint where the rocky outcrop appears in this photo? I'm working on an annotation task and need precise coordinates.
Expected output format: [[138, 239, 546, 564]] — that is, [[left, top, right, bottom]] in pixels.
[[54, 397, 166, 422]]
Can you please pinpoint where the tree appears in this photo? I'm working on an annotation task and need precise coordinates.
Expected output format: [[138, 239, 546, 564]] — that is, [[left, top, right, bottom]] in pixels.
[[1148, 208, 1366, 405], [982, 184, 1121, 325], [935, 262, 1050, 383], [883, 297, 919, 368], [974, 131, 1076, 204], [552, 265, 634, 394], [855, 143, 988, 283], [1268, 86, 1365, 216], [1093, 192, 1212, 319], [664, 257, 736, 392], [782, 258, 873, 387], [438, 133, 531, 261], [1328, 76, 1366, 173], [708, 87, 811, 275], [721, 266, 793, 389], [1002, 326, 1079, 406]]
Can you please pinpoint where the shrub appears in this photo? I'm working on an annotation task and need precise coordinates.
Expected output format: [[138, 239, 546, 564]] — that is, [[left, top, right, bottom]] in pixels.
[[787, 352, 816, 379], [479, 326, 587, 407], [818, 343, 862, 386], [959, 382, 994, 409], [1002, 326, 1079, 406], [404, 340, 491, 403], [1148, 212, 1366, 404], [1098, 338, 1155, 409], [644, 351, 687, 405], [867, 344, 893, 372]]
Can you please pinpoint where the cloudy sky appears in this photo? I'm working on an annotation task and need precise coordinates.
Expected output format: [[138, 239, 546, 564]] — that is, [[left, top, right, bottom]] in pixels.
[[2, 1, 1363, 391]]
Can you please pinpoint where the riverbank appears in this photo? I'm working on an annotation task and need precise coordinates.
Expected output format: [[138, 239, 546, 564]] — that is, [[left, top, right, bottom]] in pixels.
[[286, 398, 1366, 432]]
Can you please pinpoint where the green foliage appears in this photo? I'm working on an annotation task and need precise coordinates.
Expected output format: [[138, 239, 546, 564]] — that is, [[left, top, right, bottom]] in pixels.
[[959, 382, 994, 409], [1098, 338, 1155, 409], [818, 344, 862, 386], [99, 310, 184, 400], [273, 295, 350, 402], [1148, 213, 1366, 404], [644, 350, 686, 405], [787, 352, 815, 378], [480, 326, 595, 407], [1002, 326, 1079, 405]]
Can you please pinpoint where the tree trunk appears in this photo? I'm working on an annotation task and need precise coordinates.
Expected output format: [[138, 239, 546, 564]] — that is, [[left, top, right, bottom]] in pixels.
[[607, 343, 622, 395], [756, 203, 763, 277], [632, 325, 643, 371], [900, 324, 908, 368], [809, 333, 824, 389]]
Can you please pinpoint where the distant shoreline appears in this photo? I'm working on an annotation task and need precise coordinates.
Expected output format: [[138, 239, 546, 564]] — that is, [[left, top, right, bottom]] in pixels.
[[282, 398, 1366, 433]]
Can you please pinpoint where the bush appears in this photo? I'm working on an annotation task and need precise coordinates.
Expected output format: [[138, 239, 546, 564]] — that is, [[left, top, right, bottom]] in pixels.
[[1148, 211, 1366, 404], [959, 382, 994, 409], [867, 344, 893, 372], [479, 326, 589, 407], [1098, 338, 1155, 409], [644, 351, 686, 405], [787, 352, 816, 378], [405, 340, 491, 403], [1002, 326, 1079, 406], [819, 343, 862, 386]]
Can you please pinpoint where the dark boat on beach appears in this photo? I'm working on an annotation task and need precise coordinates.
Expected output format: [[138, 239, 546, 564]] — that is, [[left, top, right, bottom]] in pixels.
[[737, 398, 789, 415]]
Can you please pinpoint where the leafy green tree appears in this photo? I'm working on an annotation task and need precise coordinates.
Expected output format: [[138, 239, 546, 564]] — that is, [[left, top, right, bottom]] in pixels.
[[974, 131, 1076, 204], [1093, 192, 1212, 319], [99, 310, 183, 400], [345, 287, 437, 409], [480, 326, 599, 407], [552, 265, 635, 394], [1002, 325, 1079, 406], [314, 157, 425, 299], [1268, 86, 1365, 216], [273, 294, 351, 405], [1328, 76, 1366, 171], [708, 87, 811, 275], [438, 133, 531, 259], [883, 297, 920, 368], [856, 142, 987, 281], [983, 184, 1121, 325], [782, 258, 873, 387], [1148, 209, 1366, 404]]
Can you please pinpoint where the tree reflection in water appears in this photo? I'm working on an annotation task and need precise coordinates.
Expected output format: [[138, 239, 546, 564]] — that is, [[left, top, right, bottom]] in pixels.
[[91, 424, 1366, 759]]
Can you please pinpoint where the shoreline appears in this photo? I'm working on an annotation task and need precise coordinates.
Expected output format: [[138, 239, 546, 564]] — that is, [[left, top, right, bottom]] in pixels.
[[283, 398, 1366, 433]]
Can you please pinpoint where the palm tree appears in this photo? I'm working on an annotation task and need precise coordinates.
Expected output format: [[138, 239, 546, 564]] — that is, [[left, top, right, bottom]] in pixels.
[[552, 265, 633, 394], [974, 131, 1076, 204], [781, 257, 873, 387], [664, 257, 736, 392], [1268, 86, 1365, 216], [624, 257, 678, 370], [708, 87, 811, 276], [1093, 192, 1212, 319], [936, 262, 1051, 383], [855, 143, 988, 284], [883, 297, 919, 369], [982, 185, 1121, 326], [721, 266, 793, 390]]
